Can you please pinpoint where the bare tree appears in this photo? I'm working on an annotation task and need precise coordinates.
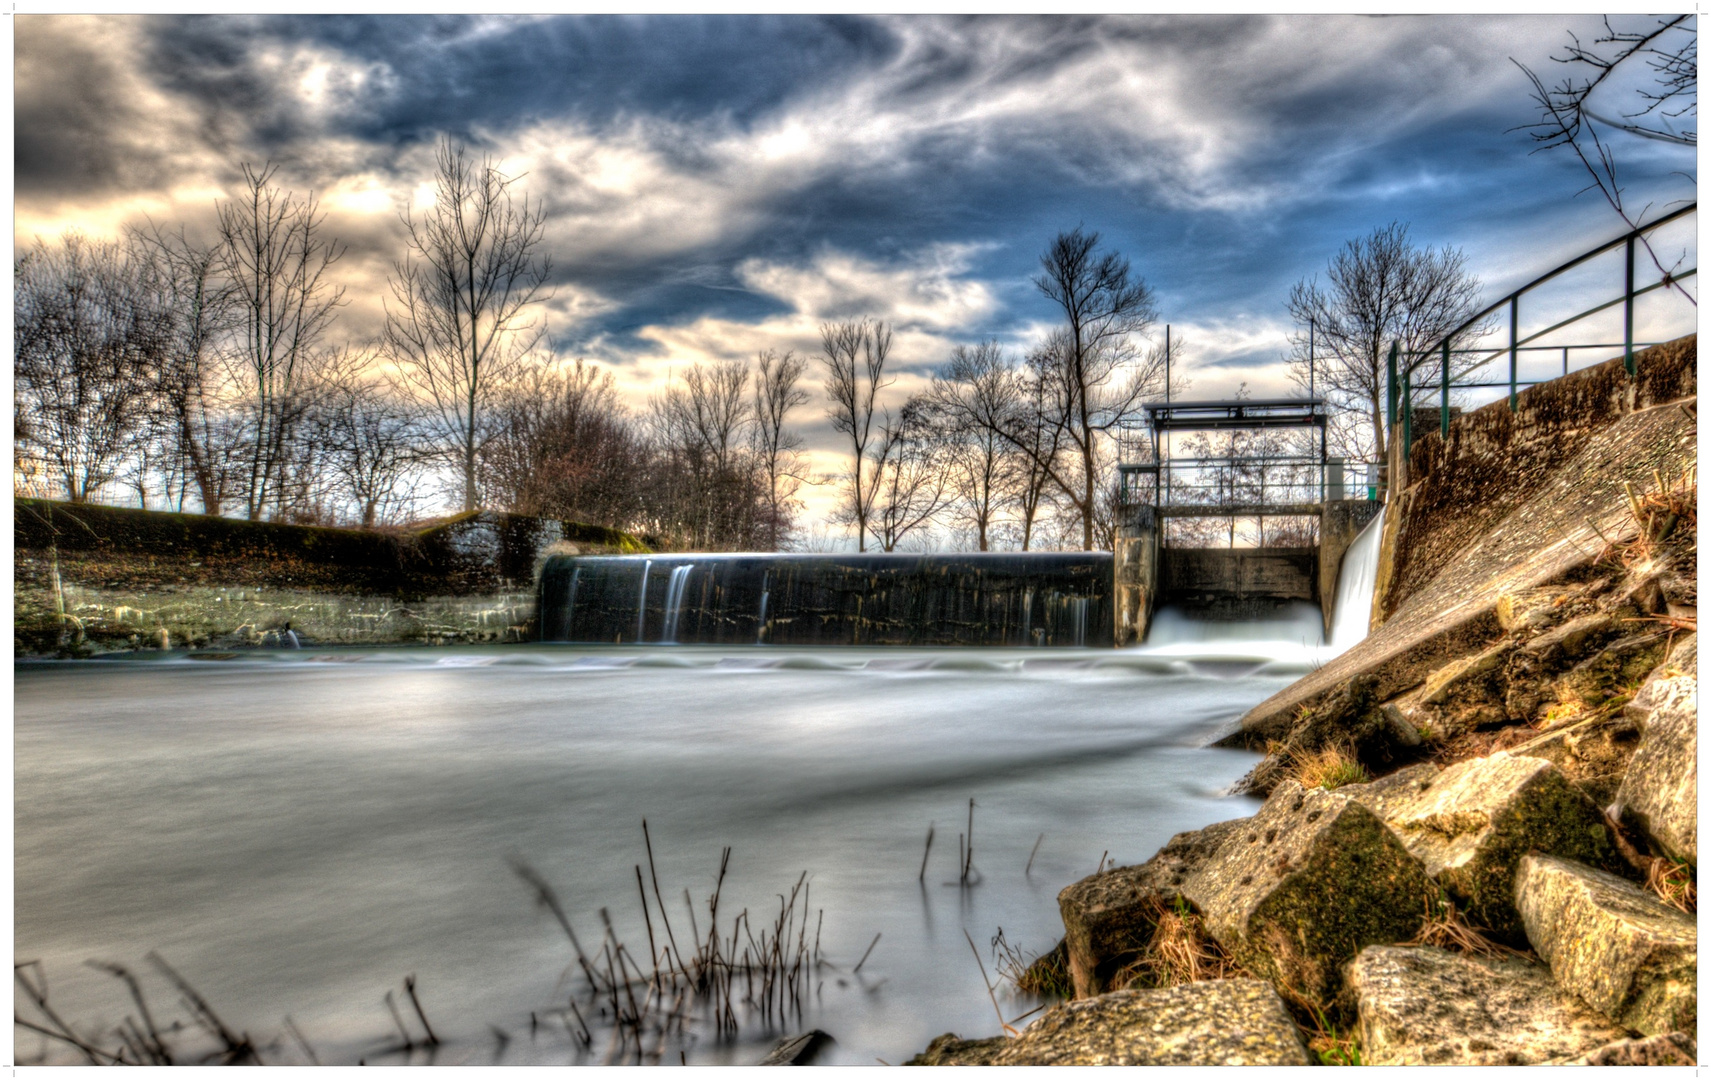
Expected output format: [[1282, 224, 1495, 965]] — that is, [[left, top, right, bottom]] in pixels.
[[387, 138, 553, 513], [752, 349, 810, 550], [868, 401, 949, 552], [14, 233, 165, 502], [482, 359, 647, 527], [216, 162, 346, 520], [921, 341, 1023, 551], [1514, 15, 1696, 299], [649, 360, 759, 549], [313, 377, 428, 527], [1033, 229, 1163, 550], [1286, 222, 1485, 461], [819, 318, 893, 552], [133, 223, 241, 515]]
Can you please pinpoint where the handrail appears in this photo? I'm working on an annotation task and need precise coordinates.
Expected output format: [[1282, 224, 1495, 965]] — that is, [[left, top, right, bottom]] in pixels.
[[1429, 202, 1696, 360], [1388, 204, 1696, 451]]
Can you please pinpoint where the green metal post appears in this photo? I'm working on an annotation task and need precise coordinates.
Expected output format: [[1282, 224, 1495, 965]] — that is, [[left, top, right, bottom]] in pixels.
[[1440, 339, 1450, 438], [1402, 366, 1412, 458], [1385, 341, 1399, 431], [1624, 235, 1636, 377], [1508, 296, 1519, 411]]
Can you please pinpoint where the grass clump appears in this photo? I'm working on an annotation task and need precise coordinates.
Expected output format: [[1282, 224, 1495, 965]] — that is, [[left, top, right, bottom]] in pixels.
[[1646, 857, 1696, 915], [1287, 744, 1370, 791], [1111, 896, 1244, 991]]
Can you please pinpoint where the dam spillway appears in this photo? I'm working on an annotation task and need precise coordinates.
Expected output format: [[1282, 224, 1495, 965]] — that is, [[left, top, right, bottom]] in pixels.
[[539, 551, 1113, 647]]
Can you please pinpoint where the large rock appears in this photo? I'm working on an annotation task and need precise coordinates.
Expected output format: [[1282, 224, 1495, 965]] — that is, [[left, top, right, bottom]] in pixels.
[[1347, 945, 1629, 1065], [1056, 818, 1245, 997], [1569, 1032, 1697, 1066], [904, 979, 1311, 1066], [1350, 752, 1620, 940], [1514, 854, 1696, 1036], [1615, 673, 1697, 866], [1420, 640, 1514, 705], [903, 1034, 1005, 1066], [1179, 780, 1433, 1006]]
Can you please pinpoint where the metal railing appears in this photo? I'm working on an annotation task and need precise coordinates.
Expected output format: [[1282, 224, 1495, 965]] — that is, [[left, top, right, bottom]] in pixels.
[[1117, 456, 1383, 508], [1389, 203, 1696, 451]]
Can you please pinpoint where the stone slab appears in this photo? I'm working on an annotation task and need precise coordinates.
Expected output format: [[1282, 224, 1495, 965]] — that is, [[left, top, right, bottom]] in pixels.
[[1056, 818, 1246, 997], [1348, 944, 1629, 1065], [1362, 752, 1620, 940], [1615, 673, 1698, 866], [1515, 853, 1696, 1036], [1181, 780, 1433, 1005], [923, 979, 1313, 1066]]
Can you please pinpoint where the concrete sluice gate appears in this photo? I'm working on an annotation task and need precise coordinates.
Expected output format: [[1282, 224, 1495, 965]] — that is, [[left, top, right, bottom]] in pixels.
[[539, 551, 1114, 647]]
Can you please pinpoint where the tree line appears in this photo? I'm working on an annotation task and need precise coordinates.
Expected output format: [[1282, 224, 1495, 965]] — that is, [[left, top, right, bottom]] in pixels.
[[16, 138, 1490, 553]]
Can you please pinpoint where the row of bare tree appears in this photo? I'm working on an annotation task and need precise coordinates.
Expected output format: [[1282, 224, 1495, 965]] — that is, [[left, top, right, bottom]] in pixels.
[[12, 140, 814, 548], [817, 228, 1174, 553], [17, 138, 1494, 553]]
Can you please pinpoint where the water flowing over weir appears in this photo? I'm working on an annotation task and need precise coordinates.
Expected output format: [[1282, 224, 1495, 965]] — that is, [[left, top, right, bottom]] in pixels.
[[540, 552, 1113, 647], [1329, 507, 1386, 651]]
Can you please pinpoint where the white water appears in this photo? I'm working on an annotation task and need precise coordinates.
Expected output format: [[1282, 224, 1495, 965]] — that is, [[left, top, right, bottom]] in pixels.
[[662, 563, 695, 643], [1329, 509, 1386, 651]]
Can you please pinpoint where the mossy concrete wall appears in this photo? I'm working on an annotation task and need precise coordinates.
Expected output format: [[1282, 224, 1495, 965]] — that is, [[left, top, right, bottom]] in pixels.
[[14, 500, 648, 654], [1233, 342, 1696, 745], [1372, 336, 1695, 623]]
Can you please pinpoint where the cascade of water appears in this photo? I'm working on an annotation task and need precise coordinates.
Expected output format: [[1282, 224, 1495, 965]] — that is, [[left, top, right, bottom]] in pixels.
[[1329, 508, 1386, 651], [662, 564, 695, 643], [756, 573, 771, 645], [1021, 588, 1034, 645], [1071, 597, 1088, 647], [635, 560, 653, 643], [564, 568, 582, 640]]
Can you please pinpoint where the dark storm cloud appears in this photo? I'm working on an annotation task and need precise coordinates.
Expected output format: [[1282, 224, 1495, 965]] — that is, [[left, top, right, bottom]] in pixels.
[[14, 13, 1690, 376]]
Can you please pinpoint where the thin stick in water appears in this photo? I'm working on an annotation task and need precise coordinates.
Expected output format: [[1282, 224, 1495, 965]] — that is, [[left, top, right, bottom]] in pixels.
[[404, 974, 440, 1046], [918, 824, 935, 882], [963, 929, 1018, 1036], [853, 932, 882, 975], [1025, 833, 1045, 878]]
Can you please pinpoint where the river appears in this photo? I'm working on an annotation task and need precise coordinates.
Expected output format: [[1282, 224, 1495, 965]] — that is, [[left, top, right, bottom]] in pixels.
[[16, 522, 1387, 1066]]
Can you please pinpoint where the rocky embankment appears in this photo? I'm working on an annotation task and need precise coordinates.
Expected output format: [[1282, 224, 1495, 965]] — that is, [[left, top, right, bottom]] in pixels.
[[908, 352, 1696, 1066]]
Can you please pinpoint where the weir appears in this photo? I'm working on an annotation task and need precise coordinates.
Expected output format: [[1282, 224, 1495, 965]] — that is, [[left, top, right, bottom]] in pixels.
[[539, 551, 1113, 647]]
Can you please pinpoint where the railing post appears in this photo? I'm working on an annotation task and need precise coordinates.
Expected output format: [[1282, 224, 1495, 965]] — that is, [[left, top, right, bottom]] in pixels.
[[1385, 341, 1399, 433], [1402, 366, 1413, 459], [1624, 234, 1636, 377], [1440, 339, 1450, 438], [1508, 295, 1519, 411]]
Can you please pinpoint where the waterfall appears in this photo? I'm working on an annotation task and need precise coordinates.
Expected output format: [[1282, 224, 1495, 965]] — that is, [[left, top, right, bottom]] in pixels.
[[662, 564, 695, 643], [558, 567, 581, 641], [538, 552, 1114, 647], [756, 574, 771, 645], [1329, 508, 1386, 651], [635, 560, 653, 643]]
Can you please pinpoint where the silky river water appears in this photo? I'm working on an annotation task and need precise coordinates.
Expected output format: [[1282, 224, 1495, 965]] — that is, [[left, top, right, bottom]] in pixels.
[[15, 632, 1338, 1065]]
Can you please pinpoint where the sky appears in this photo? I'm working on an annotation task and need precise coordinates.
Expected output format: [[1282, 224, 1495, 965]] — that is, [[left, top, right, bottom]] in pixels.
[[12, 13, 1698, 533]]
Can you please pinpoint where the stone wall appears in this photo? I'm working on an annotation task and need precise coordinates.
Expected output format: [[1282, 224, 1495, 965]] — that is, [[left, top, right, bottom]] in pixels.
[[1375, 336, 1695, 622], [14, 500, 648, 654]]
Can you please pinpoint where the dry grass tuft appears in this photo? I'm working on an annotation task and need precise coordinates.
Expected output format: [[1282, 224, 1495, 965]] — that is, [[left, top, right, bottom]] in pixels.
[[1645, 858, 1696, 915], [1405, 897, 1526, 960], [993, 932, 1072, 999], [1286, 743, 1370, 791], [1111, 897, 1244, 991], [1597, 467, 1696, 568]]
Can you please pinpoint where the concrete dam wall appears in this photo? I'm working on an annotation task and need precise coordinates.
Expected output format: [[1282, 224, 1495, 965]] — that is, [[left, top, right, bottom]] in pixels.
[[539, 552, 1114, 647]]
